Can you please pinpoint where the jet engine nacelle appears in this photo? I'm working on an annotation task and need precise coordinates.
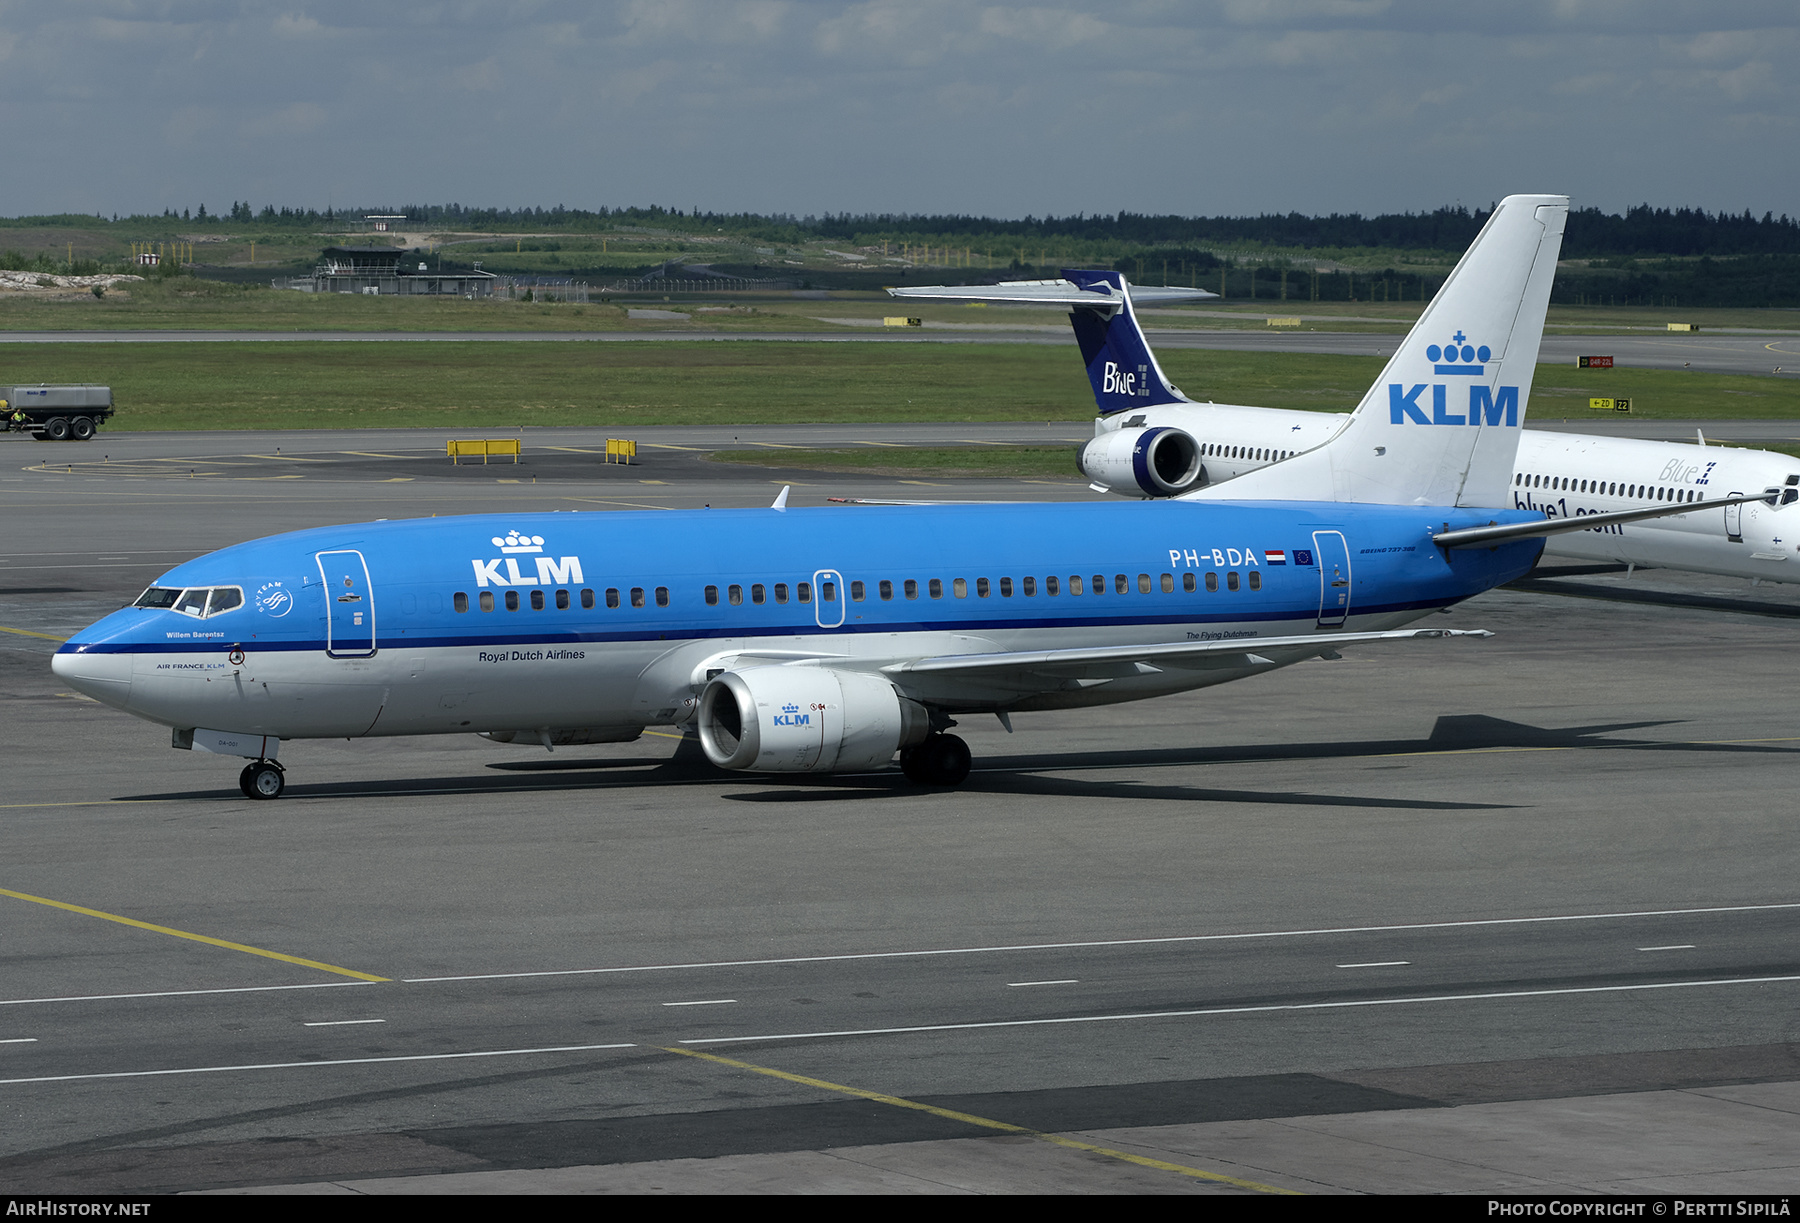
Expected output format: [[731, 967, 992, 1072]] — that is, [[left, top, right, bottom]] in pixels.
[[1079, 426, 1204, 497], [697, 665, 930, 773]]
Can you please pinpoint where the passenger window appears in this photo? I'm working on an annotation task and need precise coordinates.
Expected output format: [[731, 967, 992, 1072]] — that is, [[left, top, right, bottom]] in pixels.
[[850, 580, 864, 602], [729, 584, 744, 605], [1092, 575, 1105, 594], [705, 585, 719, 606], [530, 589, 545, 611], [775, 583, 789, 604], [1205, 572, 1218, 592], [655, 587, 669, 607], [1227, 572, 1240, 592], [1046, 575, 1059, 596], [1137, 574, 1150, 594], [976, 577, 989, 598], [953, 578, 967, 598], [798, 582, 812, 604], [1119, 574, 1131, 594], [929, 578, 943, 599], [904, 579, 918, 599], [581, 588, 594, 609], [606, 588, 620, 609], [505, 590, 520, 611], [1182, 573, 1196, 592], [999, 577, 1012, 597], [752, 583, 766, 605], [1069, 576, 1083, 595], [454, 592, 469, 613], [821, 582, 835, 602], [1023, 576, 1036, 596], [1248, 571, 1262, 591], [630, 587, 645, 608], [480, 591, 494, 611], [1160, 573, 1174, 593], [879, 579, 893, 600]]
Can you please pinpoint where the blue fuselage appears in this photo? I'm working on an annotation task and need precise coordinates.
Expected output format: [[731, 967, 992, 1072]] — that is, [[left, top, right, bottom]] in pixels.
[[55, 500, 1543, 740]]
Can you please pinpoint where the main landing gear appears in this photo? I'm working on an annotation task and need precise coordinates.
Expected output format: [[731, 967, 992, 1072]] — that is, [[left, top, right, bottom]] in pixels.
[[900, 733, 972, 787], [239, 759, 285, 800]]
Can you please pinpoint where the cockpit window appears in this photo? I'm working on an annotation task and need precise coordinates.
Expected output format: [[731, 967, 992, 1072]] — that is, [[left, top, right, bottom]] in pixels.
[[138, 586, 245, 618]]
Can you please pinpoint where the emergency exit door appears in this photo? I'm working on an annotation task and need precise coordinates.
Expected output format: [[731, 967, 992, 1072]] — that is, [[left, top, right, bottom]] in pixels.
[[1313, 531, 1351, 628]]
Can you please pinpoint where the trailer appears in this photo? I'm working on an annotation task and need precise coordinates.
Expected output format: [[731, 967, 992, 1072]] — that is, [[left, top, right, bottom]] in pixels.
[[2, 385, 115, 441]]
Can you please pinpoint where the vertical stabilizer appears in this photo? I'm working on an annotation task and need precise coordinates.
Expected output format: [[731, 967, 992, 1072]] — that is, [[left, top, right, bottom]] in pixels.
[[1062, 270, 1191, 415], [1191, 195, 1568, 507]]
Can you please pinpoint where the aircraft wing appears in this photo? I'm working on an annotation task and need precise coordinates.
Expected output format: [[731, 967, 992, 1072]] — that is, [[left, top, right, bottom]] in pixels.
[[886, 278, 1218, 305], [885, 627, 1490, 684]]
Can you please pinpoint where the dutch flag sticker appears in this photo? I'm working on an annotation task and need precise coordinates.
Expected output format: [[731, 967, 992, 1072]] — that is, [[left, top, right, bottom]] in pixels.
[[1265, 550, 1287, 566]]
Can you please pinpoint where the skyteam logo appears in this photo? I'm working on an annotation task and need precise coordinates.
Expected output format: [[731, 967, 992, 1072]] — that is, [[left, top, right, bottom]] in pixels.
[[1427, 330, 1491, 375], [253, 581, 293, 617], [1101, 361, 1150, 398], [773, 702, 811, 727], [471, 527, 584, 588]]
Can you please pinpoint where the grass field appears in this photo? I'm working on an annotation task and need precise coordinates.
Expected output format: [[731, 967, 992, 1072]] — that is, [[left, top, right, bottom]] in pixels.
[[4, 341, 1796, 432]]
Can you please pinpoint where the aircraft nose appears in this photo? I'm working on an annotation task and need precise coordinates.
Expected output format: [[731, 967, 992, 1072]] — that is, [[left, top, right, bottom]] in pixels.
[[52, 648, 133, 708]]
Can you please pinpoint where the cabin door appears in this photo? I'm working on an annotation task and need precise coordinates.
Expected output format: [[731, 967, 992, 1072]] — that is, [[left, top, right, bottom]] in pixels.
[[317, 550, 377, 657], [1312, 531, 1352, 628], [1725, 492, 1745, 543]]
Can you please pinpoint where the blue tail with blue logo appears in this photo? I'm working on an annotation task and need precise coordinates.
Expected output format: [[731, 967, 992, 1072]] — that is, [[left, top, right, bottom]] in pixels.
[[1189, 194, 1569, 508], [1061, 270, 1192, 416]]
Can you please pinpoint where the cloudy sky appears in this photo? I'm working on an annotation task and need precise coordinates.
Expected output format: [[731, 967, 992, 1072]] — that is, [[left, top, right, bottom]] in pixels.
[[2, 1, 1793, 221]]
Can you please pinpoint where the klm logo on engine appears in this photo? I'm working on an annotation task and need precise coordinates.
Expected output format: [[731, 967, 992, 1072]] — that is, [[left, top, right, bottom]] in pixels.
[[1101, 361, 1150, 398], [470, 527, 585, 587], [772, 702, 811, 727], [1389, 330, 1517, 427]]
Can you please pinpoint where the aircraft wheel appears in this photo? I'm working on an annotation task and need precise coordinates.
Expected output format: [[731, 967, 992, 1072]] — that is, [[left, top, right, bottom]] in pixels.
[[241, 760, 285, 800], [70, 417, 94, 441], [906, 734, 971, 787], [44, 417, 70, 441]]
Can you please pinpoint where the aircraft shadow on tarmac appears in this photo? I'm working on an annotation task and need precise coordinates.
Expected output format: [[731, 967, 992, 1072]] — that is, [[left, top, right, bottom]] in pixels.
[[1509, 567, 1800, 619], [117, 713, 1800, 809]]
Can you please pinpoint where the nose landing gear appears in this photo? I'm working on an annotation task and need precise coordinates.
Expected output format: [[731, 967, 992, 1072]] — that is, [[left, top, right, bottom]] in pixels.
[[239, 759, 285, 800]]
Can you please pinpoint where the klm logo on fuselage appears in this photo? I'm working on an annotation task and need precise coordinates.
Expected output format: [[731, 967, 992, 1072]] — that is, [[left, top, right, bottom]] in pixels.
[[1391, 329, 1518, 427], [470, 528, 585, 587], [1101, 361, 1150, 398]]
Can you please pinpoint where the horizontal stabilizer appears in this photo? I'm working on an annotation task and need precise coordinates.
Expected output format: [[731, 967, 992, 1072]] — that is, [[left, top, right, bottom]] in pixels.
[[887, 278, 1217, 306], [1433, 492, 1776, 549]]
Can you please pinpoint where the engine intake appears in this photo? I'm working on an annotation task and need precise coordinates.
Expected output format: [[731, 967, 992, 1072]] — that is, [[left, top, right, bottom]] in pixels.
[[698, 666, 929, 773], [1079, 426, 1204, 496]]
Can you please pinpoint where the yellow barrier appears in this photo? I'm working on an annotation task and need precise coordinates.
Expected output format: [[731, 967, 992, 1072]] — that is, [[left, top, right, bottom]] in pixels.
[[1266, 317, 1302, 328], [448, 438, 521, 465], [1589, 397, 1633, 413], [605, 438, 637, 464], [883, 316, 922, 327], [1667, 322, 1700, 332]]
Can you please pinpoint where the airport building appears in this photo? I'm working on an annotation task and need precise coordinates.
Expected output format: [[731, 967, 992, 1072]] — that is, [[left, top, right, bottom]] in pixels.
[[283, 246, 498, 297]]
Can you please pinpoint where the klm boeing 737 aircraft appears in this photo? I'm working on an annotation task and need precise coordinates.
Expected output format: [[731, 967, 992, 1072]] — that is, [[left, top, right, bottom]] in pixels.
[[893, 252, 1800, 581], [54, 195, 1746, 800]]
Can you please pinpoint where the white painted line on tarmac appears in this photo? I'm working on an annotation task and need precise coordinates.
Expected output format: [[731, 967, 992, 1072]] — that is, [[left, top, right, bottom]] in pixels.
[[302, 1019, 386, 1027], [1638, 945, 1696, 951], [0, 1042, 638, 1087], [0, 981, 372, 1008], [404, 901, 1800, 984], [681, 973, 1800, 1047], [0, 1038, 38, 1044], [661, 999, 737, 1007], [1008, 980, 1079, 987], [1337, 961, 1410, 968]]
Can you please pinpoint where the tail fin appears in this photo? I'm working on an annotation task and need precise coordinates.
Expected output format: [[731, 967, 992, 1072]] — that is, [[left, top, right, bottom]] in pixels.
[[1192, 194, 1568, 508], [886, 273, 1210, 416]]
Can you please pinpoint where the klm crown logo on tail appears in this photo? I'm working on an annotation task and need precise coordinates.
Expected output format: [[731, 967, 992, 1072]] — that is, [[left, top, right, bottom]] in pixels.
[[1389, 329, 1519, 428]]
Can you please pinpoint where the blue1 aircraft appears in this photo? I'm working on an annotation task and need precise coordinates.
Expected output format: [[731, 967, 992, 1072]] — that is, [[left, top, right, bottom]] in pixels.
[[892, 261, 1800, 581], [53, 195, 1745, 800]]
